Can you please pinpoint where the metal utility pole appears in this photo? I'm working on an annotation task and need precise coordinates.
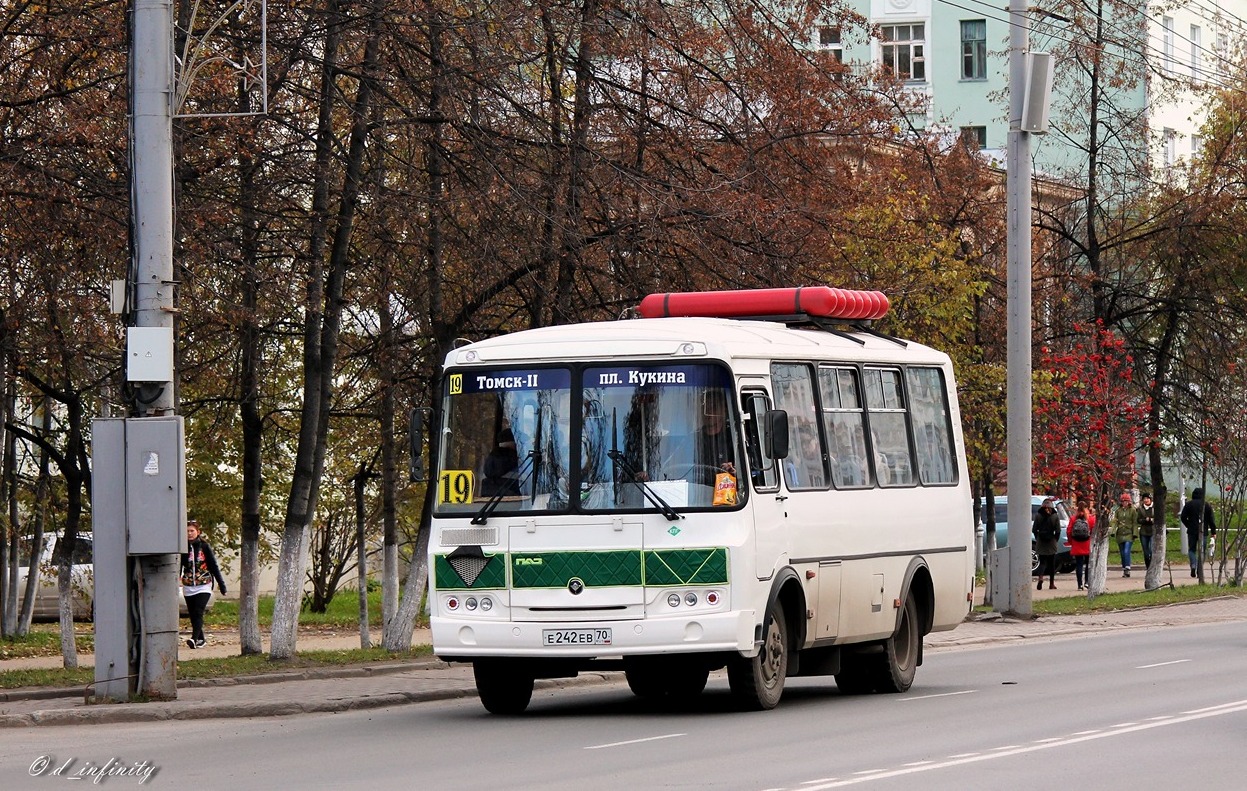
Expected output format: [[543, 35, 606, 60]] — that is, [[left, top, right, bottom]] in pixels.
[[1004, 0, 1034, 616]]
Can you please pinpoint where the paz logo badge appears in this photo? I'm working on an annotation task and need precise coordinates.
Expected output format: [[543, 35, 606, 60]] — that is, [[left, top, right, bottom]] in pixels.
[[568, 578, 585, 595]]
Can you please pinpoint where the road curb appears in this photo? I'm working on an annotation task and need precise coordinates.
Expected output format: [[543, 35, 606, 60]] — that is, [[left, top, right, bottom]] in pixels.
[[0, 671, 622, 728]]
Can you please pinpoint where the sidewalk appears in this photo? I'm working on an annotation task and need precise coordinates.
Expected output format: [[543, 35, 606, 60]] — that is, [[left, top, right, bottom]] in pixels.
[[2, 576, 1241, 728]]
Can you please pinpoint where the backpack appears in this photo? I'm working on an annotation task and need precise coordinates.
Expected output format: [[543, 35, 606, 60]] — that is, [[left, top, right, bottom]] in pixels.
[[1071, 518, 1091, 542]]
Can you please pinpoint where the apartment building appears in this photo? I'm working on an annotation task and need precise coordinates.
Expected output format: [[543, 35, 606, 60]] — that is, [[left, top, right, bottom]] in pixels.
[[817, 1, 1245, 178]]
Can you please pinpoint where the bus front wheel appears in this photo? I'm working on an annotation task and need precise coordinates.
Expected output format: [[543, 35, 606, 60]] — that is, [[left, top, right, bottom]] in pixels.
[[473, 660, 534, 715], [727, 601, 788, 710]]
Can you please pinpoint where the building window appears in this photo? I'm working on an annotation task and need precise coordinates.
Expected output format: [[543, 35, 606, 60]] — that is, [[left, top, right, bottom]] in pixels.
[[960, 126, 987, 149], [1190, 25, 1202, 84], [961, 20, 987, 80], [1163, 128, 1176, 168], [1217, 32, 1229, 79], [818, 25, 844, 63], [1162, 17, 1175, 75], [1191, 134, 1203, 158], [881, 24, 925, 82]]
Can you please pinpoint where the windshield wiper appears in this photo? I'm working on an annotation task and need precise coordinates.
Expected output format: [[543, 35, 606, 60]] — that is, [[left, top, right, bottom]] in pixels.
[[471, 451, 538, 525], [608, 449, 683, 522]]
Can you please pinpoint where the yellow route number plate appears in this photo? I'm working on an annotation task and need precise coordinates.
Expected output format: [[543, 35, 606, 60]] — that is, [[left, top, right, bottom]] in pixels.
[[439, 470, 474, 504]]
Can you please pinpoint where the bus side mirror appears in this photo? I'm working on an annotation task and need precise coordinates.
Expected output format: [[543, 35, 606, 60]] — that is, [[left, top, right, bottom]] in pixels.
[[764, 410, 789, 459], [409, 407, 431, 482]]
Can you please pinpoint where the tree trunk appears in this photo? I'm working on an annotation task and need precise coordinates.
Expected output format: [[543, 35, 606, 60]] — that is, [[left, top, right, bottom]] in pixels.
[[354, 466, 371, 649], [236, 30, 266, 656], [271, 3, 382, 659]]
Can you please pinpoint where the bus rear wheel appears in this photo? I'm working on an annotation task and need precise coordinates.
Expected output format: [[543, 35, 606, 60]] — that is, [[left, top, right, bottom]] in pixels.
[[473, 660, 534, 715], [874, 593, 920, 693], [727, 601, 788, 710]]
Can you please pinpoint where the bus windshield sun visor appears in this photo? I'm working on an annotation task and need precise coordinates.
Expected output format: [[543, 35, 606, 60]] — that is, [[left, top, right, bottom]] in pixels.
[[607, 449, 684, 522]]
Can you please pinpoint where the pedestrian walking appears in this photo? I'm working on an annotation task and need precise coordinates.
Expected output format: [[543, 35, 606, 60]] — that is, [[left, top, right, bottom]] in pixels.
[[182, 519, 227, 649], [1033, 498, 1062, 590], [1137, 494, 1156, 570], [1180, 487, 1216, 578], [1069, 500, 1093, 590], [1111, 493, 1139, 577]]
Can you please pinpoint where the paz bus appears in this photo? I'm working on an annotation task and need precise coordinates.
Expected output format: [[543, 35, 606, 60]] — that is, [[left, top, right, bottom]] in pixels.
[[416, 287, 974, 713]]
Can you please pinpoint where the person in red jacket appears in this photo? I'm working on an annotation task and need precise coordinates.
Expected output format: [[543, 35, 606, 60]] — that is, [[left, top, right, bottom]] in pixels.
[[1068, 500, 1093, 590]]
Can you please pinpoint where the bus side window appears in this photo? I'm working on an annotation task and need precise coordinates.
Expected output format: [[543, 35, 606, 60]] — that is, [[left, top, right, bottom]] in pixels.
[[742, 392, 779, 490], [906, 367, 958, 484]]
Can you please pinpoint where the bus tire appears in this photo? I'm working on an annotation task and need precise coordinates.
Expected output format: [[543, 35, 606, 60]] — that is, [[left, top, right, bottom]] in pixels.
[[834, 653, 875, 695], [727, 601, 788, 710], [473, 660, 534, 715], [875, 593, 920, 693]]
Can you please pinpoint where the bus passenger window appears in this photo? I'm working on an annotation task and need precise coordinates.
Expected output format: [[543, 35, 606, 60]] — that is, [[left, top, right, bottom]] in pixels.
[[771, 363, 826, 490], [819, 366, 871, 488], [906, 367, 958, 484], [864, 368, 914, 487]]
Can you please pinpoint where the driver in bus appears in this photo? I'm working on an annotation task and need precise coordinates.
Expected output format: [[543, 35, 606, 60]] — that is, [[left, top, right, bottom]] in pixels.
[[695, 390, 736, 477]]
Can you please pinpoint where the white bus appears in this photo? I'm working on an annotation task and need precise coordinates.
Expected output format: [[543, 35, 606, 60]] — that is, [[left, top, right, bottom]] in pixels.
[[418, 287, 974, 713]]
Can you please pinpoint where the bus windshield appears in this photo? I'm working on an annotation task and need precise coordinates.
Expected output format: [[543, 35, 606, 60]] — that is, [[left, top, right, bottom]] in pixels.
[[436, 368, 572, 516], [435, 363, 742, 516], [581, 363, 740, 511]]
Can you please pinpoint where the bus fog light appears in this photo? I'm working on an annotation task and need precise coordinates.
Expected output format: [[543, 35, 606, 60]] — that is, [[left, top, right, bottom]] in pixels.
[[667, 593, 681, 608], [465, 597, 478, 611], [685, 592, 698, 606], [480, 597, 493, 611]]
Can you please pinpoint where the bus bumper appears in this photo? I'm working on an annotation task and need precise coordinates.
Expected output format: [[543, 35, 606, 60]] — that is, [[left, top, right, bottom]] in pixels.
[[431, 609, 758, 658]]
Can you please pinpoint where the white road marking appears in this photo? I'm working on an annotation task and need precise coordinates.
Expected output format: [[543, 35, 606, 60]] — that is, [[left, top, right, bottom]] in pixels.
[[776, 698, 1247, 789], [898, 690, 977, 702], [1112, 722, 1138, 728], [800, 780, 839, 785], [1072, 729, 1101, 736], [1137, 659, 1190, 669], [901, 761, 933, 767], [1033, 738, 1063, 744], [584, 733, 686, 750]]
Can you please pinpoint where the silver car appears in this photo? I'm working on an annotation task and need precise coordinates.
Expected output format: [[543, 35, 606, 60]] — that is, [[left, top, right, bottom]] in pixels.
[[13, 533, 94, 621]]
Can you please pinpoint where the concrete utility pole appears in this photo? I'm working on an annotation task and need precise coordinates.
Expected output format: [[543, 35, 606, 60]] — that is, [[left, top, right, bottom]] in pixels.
[[93, 0, 185, 702], [1004, 0, 1034, 616], [130, 0, 182, 700]]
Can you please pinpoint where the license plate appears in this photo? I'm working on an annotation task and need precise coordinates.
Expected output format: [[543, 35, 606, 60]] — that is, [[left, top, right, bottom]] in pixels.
[[542, 628, 612, 646]]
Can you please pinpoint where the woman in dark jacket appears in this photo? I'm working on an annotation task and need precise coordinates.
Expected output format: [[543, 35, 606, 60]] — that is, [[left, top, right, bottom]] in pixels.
[[181, 520, 227, 648], [1032, 498, 1063, 590]]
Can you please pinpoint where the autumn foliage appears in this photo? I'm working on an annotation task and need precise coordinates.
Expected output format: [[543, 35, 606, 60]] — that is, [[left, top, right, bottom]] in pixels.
[[1033, 324, 1148, 511]]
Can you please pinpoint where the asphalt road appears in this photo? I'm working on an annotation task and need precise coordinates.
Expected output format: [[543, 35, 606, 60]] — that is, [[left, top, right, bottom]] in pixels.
[[2, 618, 1242, 790]]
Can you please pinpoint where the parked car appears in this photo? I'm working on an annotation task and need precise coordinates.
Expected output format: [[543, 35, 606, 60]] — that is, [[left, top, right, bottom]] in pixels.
[[13, 532, 94, 621], [979, 496, 1073, 574]]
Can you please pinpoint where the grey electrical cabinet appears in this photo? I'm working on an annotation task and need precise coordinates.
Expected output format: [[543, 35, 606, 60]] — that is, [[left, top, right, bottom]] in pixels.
[[124, 416, 188, 555]]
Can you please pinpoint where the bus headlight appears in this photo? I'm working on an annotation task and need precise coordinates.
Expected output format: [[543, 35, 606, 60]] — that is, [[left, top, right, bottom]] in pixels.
[[480, 597, 493, 611], [684, 592, 698, 606], [465, 597, 478, 611], [667, 593, 682, 608]]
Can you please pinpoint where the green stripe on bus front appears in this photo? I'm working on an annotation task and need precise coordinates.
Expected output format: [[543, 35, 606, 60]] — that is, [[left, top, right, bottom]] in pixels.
[[643, 548, 729, 586], [434, 553, 507, 590], [511, 551, 643, 588], [504, 548, 729, 589]]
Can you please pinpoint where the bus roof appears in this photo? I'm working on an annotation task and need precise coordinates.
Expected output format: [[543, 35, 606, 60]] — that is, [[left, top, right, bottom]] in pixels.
[[444, 316, 952, 371]]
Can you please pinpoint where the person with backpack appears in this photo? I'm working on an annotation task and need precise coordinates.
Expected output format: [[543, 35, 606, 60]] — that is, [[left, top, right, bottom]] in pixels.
[[1110, 492, 1140, 577], [1068, 500, 1093, 590], [1032, 498, 1063, 590], [1180, 487, 1217, 578]]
